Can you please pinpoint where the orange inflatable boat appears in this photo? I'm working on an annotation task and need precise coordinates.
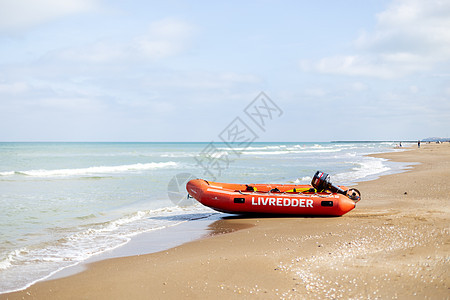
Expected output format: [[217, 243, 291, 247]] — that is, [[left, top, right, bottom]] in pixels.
[[186, 171, 360, 216]]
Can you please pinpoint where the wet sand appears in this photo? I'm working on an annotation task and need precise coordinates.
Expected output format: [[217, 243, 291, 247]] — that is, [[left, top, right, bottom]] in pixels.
[[2, 143, 449, 299]]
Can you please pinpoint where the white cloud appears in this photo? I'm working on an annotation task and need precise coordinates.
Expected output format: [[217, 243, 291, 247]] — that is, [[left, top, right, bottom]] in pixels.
[[350, 82, 368, 92], [52, 18, 196, 63], [148, 18, 192, 39], [55, 40, 125, 63], [0, 81, 29, 94], [219, 72, 260, 83], [303, 0, 450, 79], [311, 53, 431, 79], [314, 55, 399, 79], [140, 71, 261, 91], [409, 85, 419, 94], [38, 97, 105, 112], [304, 88, 327, 97], [135, 18, 195, 59], [0, 0, 99, 32]]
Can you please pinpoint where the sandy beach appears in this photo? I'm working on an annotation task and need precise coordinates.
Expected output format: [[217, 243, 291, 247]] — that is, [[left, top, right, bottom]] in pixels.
[[2, 143, 449, 299]]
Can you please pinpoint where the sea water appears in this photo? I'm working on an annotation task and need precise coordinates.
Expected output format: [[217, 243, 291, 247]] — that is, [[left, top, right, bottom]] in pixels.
[[0, 142, 411, 293]]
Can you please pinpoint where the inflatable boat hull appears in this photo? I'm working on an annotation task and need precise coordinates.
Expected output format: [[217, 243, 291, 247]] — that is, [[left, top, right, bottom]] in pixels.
[[186, 179, 356, 216]]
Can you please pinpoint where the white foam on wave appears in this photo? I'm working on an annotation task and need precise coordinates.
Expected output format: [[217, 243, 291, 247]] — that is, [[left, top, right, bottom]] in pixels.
[[0, 171, 14, 176], [333, 157, 391, 185], [218, 145, 288, 151], [0, 256, 12, 270], [242, 148, 342, 156], [210, 151, 229, 159], [243, 150, 288, 155], [298, 149, 341, 153], [214, 144, 349, 156], [195, 150, 230, 159], [160, 153, 196, 158], [0, 162, 178, 178], [292, 176, 312, 184]]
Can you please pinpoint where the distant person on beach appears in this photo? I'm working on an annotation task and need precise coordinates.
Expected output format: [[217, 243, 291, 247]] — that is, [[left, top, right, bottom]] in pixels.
[[418, 140, 421, 148]]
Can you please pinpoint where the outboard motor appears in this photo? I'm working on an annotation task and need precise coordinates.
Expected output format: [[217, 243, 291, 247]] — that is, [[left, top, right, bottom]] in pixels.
[[311, 171, 361, 202]]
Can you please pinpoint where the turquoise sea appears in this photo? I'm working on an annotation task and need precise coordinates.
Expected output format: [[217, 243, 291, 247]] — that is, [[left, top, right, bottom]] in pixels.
[[0, 142, 411, 293]]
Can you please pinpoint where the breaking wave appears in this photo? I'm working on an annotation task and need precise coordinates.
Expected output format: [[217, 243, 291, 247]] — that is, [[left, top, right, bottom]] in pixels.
[[0, 162, 178, 178]]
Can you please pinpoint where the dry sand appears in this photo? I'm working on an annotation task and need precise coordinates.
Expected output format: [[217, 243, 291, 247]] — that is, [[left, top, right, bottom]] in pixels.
[[2, 143, 449, 299]]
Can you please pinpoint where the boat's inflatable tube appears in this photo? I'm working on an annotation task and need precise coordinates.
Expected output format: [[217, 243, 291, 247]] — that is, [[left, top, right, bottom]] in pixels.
[[186, 179, 358, 216]]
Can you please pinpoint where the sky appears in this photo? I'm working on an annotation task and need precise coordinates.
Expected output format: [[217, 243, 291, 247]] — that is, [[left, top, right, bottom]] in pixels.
[[0, 0, 449, 142]]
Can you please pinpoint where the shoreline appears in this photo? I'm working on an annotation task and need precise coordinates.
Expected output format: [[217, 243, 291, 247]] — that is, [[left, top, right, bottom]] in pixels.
[[45, 212, 224, 282], [2, 143, 449, 299], [0, 210, 222, 295]]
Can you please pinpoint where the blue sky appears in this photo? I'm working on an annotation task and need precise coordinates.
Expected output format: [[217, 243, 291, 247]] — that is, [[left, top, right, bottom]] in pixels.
[[0, 0, 449, 141]]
